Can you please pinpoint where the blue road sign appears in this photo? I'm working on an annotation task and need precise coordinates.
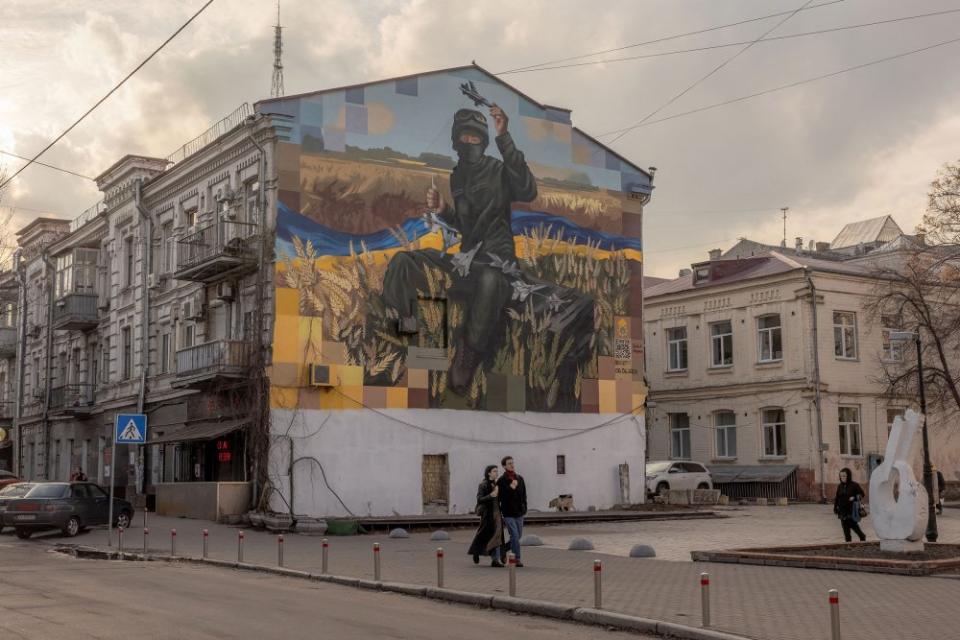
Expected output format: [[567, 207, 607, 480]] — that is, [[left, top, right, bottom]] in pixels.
[[115, 413, 147, 444]]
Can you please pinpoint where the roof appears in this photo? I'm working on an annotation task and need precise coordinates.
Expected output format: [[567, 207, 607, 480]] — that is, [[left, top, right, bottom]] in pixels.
[[721, 238, 847, 262], [256, 62, 652, 181], [15, 216, 70, 238], [831, 215, 902, 250], [149, 418, 247, 445], [643, 276, 671, 289]]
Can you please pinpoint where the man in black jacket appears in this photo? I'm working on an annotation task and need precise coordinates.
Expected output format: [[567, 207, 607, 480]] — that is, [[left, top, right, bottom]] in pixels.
[[497, 455, 528, 567]]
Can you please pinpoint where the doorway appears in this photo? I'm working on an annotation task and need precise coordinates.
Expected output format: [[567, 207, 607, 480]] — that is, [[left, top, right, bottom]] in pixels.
[[421, 454, 449, 514]]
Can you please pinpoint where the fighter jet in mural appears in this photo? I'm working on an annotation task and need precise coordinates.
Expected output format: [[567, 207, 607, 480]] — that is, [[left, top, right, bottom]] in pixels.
[[383, 96, 595, 400]]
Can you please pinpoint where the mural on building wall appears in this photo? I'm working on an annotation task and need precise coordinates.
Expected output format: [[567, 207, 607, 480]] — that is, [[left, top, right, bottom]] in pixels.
[[268, 67, 649, 413]]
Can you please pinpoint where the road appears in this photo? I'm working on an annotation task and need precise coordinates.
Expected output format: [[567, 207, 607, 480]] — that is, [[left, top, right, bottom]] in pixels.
[[0, 542, 651, 640]]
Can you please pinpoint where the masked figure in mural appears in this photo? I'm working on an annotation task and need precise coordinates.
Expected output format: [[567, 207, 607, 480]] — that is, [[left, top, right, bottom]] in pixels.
[[382, 103, 594, 402]]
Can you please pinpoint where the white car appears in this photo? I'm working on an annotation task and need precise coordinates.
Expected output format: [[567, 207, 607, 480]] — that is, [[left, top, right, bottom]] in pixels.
[[645, 460, 713, 497]]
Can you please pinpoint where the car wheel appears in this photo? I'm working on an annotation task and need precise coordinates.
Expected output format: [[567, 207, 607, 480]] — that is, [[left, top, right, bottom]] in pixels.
[[697, 483, 710, 490], [656, 482, 670, 496], [15, 527, 32, 539], [63, 516, 81, 538], [116, 511, 132, 529]]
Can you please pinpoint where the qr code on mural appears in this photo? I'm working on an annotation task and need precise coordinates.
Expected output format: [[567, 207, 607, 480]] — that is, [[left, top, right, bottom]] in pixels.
[[615, 339, 632, 362]]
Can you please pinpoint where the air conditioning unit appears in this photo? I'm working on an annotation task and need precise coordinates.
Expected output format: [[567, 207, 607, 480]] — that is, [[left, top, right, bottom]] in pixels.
[[309, 364, 334, 387], [214, 282, 235, 302], [148, 273, 161, 290], [27, 325, 41, 339]]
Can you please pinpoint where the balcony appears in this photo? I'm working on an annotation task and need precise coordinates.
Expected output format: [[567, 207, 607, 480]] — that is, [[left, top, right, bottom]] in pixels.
[[175, 220, 259, 283], [0, 326, 16, 357], [49, 384, 95, 417], [173, 340, 251, 388], [52, 293, 100, 331]]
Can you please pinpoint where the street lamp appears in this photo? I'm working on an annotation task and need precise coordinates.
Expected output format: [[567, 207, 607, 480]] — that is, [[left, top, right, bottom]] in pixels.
[[890, 330, 938, 542]]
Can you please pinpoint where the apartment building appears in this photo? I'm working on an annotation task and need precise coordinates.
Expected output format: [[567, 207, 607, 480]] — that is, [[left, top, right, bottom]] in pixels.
[[644, 244, 951, 501]]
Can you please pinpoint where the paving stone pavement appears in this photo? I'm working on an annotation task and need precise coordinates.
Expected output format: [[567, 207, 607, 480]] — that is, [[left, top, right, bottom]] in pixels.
[[22, 504, 960, 640]]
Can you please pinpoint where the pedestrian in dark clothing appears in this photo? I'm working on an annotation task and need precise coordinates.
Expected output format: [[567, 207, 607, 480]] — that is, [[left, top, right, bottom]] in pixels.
[[936, 469, 946, 515], [834, 467, 867, 542], [497, 456, 527, 567], [468, 465, 504, 567], [70, 468, 87, 481]]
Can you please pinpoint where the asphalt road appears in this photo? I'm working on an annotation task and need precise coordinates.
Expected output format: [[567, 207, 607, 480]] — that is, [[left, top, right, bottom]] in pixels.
[[0, 542, 651, 640]]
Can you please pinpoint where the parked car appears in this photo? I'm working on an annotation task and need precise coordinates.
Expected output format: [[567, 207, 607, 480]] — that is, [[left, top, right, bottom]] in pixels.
[[0, 469, 21, 489], [645, 461, 713, 497], [0, 482, 34, 533], [4, 482, 133, 539]]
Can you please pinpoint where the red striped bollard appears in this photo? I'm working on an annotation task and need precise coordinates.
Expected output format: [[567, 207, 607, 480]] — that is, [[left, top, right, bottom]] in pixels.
[[202, 529, 209, 559], [278, 534, 285, 567], [238, 530, 245, 563], [593, 560, 602, 609], [321, 538, 329, 574], [436, 548, 445, 588], [700, 572, 711, 627], [170, 528, 177, 557], [829, 589, 841, 640], [373, 542, 381, 581]]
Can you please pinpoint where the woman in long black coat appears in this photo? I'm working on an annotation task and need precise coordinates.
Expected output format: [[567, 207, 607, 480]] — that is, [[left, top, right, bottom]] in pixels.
[[834, 467, 867, 542], [468, 465, 505, 567]]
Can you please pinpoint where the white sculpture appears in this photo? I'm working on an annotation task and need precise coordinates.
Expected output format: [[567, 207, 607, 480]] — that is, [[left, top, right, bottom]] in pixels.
[[869, 409, 928, 552]]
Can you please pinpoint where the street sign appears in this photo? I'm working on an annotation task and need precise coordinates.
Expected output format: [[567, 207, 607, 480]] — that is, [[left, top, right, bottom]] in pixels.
[[115, 414, 147, 444]]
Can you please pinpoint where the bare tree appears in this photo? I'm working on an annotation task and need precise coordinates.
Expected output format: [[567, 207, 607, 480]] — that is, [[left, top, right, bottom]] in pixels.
[[923, 159, 960, 246]]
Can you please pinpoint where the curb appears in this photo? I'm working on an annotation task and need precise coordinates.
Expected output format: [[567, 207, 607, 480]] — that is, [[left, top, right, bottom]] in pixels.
[[56, 545, 756, 640]]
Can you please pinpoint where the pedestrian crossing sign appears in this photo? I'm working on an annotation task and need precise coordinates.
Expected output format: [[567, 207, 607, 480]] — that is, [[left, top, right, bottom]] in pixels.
[[115, 414, 147, 444]]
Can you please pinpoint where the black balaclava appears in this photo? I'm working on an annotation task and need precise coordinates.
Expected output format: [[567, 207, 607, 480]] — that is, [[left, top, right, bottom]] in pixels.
[[452, 108, 489, 166]]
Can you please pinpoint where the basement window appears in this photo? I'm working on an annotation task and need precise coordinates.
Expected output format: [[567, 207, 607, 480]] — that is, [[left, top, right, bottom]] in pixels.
[[556, 455, 566, 475]]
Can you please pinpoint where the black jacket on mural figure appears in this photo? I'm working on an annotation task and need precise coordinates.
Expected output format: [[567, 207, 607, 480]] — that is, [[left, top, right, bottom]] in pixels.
[[497, 473, 528, 518], [834, 476, 865, 520], [468, 477, 504, 557]]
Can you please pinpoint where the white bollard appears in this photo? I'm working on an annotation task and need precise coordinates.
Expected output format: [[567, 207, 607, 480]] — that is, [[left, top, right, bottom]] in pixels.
[[829, 589, 841, 640], [373, 542, 381, 581], [170, 529, 177, 557], [117, 526, 124, 553], [593, 560, 602, 609], [238, 530, 245, 563], [437, 547, 445, 588], [701, 572, 711, 627], [202, 529, 209, 559], [143, 527, 149, 554], [507, 552, 517, 597], [322, 538, 329, 574]]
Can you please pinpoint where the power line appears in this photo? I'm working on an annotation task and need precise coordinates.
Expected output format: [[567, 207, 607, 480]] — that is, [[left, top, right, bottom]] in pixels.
[[0, 0, 216, 191], [0, 150, 95, 181], [599, 34, 960, 136], [496, 0, 842, 74], [604, 0, 815, 148], [502, 7, 960, 75]]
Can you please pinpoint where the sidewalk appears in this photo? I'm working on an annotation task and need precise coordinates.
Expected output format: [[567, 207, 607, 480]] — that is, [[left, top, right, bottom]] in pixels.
[[41, 511, 960, 640]]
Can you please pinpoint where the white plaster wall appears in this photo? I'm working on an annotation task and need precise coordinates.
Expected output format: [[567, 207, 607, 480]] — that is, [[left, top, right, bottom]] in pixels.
[[269, 408, 646, 517]]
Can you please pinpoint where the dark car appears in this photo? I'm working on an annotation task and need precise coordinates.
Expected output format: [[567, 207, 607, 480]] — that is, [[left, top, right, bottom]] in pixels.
[[5, 482, 133, 539], [0, 469, 21, 489], [0, 482, 33, 533]]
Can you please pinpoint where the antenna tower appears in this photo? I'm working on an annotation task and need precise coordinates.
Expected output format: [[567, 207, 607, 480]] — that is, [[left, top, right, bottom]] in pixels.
[[271, 1, 284, 98], [780, 207, 789, 248]]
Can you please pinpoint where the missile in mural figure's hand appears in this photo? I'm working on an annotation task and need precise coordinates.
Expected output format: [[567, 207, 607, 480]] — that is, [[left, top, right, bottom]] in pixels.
[[459, 81, 492, 108]]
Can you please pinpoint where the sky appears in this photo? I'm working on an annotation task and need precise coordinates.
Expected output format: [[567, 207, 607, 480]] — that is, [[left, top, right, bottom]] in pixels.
[[1, 0, 959, 278]]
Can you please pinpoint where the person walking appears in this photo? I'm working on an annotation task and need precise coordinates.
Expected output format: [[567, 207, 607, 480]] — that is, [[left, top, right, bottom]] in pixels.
[[70, 467, 87, 481], [468, 465, 505, 567], [497, 455, 527, 567], [936, 468, 947, 515], [834, 467, 867, 542]]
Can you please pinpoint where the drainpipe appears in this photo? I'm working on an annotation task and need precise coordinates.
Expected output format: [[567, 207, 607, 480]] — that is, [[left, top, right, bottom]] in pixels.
[[41, 252, 55, 480], [135, 180, 152, 497], [805, 268, 827, 503], [12, 249, 27, 477]]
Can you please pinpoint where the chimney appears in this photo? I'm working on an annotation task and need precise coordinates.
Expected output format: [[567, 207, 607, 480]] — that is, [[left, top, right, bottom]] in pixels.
[[795, 237, 803, 252], [679, 268, 692, 278], [647, 166, 657, 183], [708, 248, 722, 260], [816, 242, 830, 253]]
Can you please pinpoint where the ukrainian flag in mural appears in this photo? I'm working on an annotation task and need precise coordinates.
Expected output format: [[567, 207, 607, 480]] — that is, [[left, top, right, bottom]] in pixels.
[[267, 66, 650, 414]]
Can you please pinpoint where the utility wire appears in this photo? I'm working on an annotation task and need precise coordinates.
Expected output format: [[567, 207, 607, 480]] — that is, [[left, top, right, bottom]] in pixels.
[[496, 0, 842, 74], [0, 0, 216, 191], [0, 150, 95, 181], [604, 0, 815, 148], [599, 34, 960, 136], [503, 7, 960, 75]]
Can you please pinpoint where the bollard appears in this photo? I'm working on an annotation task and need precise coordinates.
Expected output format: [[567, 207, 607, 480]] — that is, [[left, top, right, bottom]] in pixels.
[[436, 548, 445, 588], [202, 529, 209, 559], [700, 572, 711, 627], [507, 552, 517, 597], [238, 530, 245, 563], [170, 528, 177, 557], [593, 560, 602, 609], [143, 527, 149, 555], [321, 538, 329, 574], [278, 534, 285, 567], [117, 526, 124, 553], [373, 542, 381, 581], [829, 589, 841, 640]]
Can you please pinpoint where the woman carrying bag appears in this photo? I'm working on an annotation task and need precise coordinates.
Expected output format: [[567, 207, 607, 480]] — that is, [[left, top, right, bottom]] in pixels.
[[834, 467, 867, 542], [468, 465, 506, 567]]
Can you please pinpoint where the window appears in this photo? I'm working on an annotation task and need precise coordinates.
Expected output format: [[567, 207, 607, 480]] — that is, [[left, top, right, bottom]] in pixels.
[[101, 337, 110, 383], [55, 253, 73, 298], [245, 180, 259, 222], [183, 324, 196, 349], [694, 266, 710, 283], [72, 348, 81, 384], [124, 236, 135, 289], [667, 327, 688, 371], [762, 408, 787, 457], [58, 352, 67, 386], [162, 222, 174, 273], [757, 315, 782, 362], [886, 408, 905, 435], [121, 327, 132, 380], [839, 406, 862, 456], [670, 413, 691, 460], [682, 462, 707, 473], [710, 321, 733, 367], [881, 315, 903, 361], [184, 206, 197, 229], [160, 333, 171, 374], [33, 356, 41, 390], [833, 311, 857, 359], [715, 410, 737, 458], [556, 455, 566, 475]]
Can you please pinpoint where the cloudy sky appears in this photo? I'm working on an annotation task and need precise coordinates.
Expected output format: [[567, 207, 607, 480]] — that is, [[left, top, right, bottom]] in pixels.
[[1, 0, 958, 277]]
